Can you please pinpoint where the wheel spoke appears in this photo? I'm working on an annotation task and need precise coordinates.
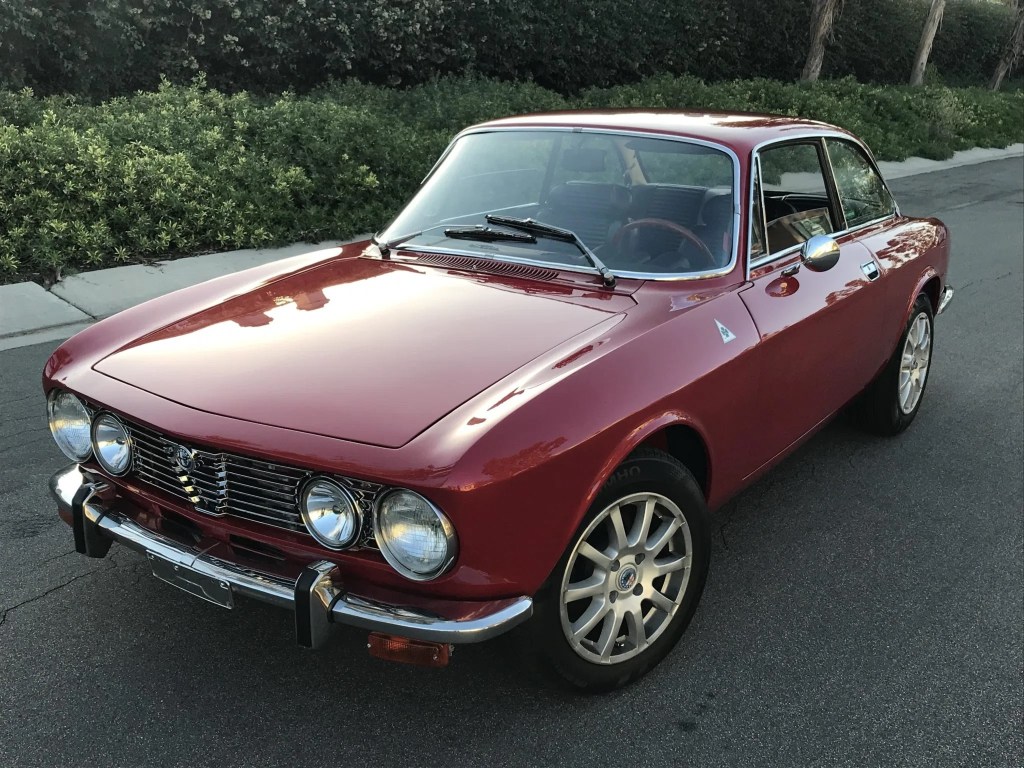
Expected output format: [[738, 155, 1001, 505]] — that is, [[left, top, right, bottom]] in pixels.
[[908, 322, 920, 348], [652, 553, 690, 577], [644, 517, 682, 556], [625, 607, 648, 651], [578, 541, 612, 570], [629, 497, 656, 547], [608, 505, 628, 553], [595, 608, 624, 660], [565, 573, 606, 603], [649, 588, 676, 614], [572, 598, 609, 641], [918, 323, 931, 353]]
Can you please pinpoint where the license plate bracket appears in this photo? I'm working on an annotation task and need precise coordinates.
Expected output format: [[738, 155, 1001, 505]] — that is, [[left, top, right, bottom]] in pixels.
[[148, 551, 234, 609]]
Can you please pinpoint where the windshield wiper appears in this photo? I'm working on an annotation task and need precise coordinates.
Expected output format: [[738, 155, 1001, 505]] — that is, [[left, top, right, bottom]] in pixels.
[[373, 223, 535, 256], [442, 226, 538, 244], [485, 215, 616, 288], [373, 225, 447, 257]]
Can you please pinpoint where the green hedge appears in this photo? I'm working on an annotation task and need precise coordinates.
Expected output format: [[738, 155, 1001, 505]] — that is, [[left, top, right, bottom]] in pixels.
[[1, 0, 1018, 99], [1, 75, 1021, 282]]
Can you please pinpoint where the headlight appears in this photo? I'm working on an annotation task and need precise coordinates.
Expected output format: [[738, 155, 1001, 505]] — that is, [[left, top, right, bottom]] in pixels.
[[301, 478, 360, 549], [375, 489, 457, 581], [47, 390, 92, 461], [91, 412, 132, 476]]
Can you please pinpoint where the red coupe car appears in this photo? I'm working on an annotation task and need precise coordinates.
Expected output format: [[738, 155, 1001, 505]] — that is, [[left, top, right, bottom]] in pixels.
[[44, 111, 952, 690]]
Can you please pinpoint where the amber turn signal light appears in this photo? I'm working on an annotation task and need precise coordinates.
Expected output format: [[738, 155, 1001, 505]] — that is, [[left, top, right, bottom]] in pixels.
[[367, 632, 451, 667]]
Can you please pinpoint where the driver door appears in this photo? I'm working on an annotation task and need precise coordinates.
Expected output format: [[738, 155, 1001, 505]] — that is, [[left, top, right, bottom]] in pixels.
[[739, 138, 887, 473]]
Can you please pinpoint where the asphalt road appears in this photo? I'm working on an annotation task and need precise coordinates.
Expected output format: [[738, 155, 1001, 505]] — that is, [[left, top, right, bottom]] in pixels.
[[1, 159, 1021, 768]]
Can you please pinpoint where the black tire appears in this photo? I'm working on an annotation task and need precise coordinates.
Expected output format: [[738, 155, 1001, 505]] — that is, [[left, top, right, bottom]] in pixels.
[[856, 293, 934, 436], [531, 447, 711, 692]]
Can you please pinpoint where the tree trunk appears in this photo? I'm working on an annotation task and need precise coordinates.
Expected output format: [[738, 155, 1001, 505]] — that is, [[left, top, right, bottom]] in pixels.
[[990, 3, 1024, 91], [800, 0, 844, 83], [909, 0, 946, 86]]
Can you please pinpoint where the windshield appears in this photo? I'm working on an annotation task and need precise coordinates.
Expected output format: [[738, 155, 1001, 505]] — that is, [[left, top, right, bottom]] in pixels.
[[378, 130, 737, 277]]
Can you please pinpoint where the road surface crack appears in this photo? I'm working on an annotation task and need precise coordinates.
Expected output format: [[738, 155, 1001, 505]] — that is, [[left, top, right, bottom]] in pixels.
[[957, 271, 1013, 294], [40, 548, 78, 565], [0, 561, 114, 630]]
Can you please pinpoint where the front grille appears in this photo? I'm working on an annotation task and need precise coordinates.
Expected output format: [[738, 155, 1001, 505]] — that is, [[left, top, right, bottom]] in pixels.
[[123, 419, 384, 546]]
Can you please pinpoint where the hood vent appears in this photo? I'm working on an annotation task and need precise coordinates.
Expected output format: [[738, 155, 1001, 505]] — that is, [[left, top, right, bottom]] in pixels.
[[411, 253, 561, 282]]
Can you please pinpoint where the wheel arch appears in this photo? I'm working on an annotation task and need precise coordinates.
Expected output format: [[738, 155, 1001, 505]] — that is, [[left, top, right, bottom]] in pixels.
[[585, 412, 714, 513], [637, 424, 710, 500], [534, 411, 714, 596], [907, 267, 940, 319], [919, 274, 942, 315]]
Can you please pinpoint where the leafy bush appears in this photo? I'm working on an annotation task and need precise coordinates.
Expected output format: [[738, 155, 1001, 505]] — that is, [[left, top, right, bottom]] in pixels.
[[0, 0, 1018, 99], [0, 75, 1020, 282]]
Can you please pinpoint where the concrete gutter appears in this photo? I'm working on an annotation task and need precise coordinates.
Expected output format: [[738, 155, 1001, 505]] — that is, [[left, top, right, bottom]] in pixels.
[[2, 144, 1022, 352]]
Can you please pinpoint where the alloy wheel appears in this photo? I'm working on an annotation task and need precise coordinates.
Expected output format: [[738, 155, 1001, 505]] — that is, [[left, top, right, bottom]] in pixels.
[[559, 492, 693, 664], [899, 312, 931, 414]]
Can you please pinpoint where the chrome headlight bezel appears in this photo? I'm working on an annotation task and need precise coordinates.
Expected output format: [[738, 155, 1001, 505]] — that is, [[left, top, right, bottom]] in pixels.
[[46, 389, 93, 462], [373, 489, 458, 582], [90, 411, 133, 476], [299, 477, 362, 550]]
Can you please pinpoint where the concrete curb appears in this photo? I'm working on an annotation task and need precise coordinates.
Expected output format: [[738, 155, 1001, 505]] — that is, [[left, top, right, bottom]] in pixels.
[[2, 146, 1022, 350], [876, 143, 1023, 180], [0, 240, 351, 351]]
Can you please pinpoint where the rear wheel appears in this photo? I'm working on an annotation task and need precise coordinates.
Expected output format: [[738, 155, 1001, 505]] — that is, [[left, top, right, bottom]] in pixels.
[[856, 293, 934, 435], [532, 447, 710, 692]]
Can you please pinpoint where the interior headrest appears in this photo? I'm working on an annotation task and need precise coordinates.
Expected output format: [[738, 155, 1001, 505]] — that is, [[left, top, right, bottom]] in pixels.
[[701, 194, 733, 226], [547, 182, 630, 211], [559, 148, 607, 173]]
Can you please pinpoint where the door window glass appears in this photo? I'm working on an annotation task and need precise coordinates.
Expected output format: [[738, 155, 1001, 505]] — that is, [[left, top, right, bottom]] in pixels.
[[758, 142, 836, 256], [826, 139, 895, 228], [750, 165, 767, 259]]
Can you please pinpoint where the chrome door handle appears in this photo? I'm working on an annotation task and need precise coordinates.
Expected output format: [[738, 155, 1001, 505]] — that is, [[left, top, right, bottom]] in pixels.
[[860, 261, 880, 281]]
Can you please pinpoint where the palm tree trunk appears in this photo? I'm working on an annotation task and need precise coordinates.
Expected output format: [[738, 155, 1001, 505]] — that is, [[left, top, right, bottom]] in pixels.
[[990, 3, 1024, 91], [800, 0, 844, 83], [910, 0, 946, 86]]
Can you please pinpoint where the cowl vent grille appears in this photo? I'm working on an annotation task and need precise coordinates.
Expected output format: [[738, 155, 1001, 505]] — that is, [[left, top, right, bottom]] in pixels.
[[411, 253, 560, 282]]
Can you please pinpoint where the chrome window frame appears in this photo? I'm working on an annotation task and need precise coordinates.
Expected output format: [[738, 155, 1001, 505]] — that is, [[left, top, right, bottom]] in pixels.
[[384, 125, 743, 283], [822, 136, 899, 231], [746, 132, 901, 279]]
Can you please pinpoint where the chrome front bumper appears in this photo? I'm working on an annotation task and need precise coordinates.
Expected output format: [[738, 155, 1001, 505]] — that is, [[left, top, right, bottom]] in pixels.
[[937, 285, 954, 315], [50, 464, 532, 649]]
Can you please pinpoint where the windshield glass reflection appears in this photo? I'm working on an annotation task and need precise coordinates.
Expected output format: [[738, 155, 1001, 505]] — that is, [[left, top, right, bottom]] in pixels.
[[379, 130, 737, 276]]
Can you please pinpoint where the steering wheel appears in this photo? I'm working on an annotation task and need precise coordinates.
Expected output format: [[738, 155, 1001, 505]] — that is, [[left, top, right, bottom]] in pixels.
[[611, 218, 717, 270]]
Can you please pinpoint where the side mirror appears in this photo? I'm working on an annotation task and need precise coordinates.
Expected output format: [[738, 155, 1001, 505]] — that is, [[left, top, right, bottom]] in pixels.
[[801, 234, 840, 272]]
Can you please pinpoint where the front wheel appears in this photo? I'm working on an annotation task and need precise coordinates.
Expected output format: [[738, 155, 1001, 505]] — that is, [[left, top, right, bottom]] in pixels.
[[855, 293, 934, 435], [532, 447, 710, 692]]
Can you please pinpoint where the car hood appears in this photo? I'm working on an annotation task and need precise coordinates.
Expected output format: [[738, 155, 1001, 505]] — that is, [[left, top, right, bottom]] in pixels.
[[93, 255, 633, 448]]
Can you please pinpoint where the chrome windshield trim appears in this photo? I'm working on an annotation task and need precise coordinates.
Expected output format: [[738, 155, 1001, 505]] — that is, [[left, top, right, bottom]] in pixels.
[[745, 131, 900, 279], [390, 125, 743, 282]]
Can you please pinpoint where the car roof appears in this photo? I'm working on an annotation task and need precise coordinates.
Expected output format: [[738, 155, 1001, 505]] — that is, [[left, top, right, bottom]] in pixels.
[[463, 110, 859, 156]]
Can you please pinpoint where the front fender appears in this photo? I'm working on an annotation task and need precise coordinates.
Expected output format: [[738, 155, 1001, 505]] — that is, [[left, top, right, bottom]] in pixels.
[[433, 286, 758, 597]]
